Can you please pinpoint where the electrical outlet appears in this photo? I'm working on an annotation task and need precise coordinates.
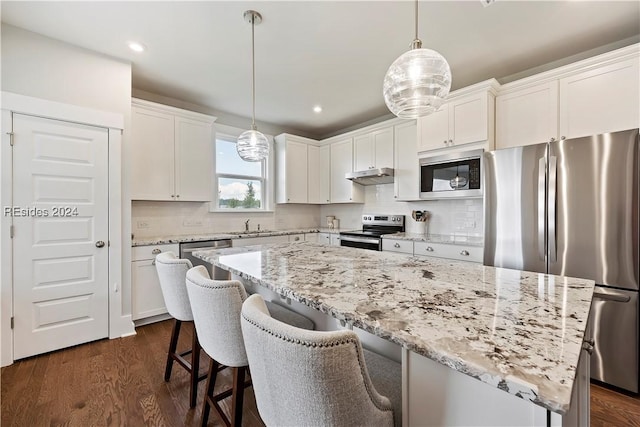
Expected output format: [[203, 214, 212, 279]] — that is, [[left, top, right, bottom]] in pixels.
[[137, 220, 150, 229], [183, 219, 203, 228]]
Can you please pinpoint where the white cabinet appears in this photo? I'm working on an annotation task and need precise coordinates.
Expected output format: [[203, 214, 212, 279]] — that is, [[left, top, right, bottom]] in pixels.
[[131, 99, 215, 201], [496, 81, 559, 149], [559, 57, 639, 140], [318, 145, 331, 204], [232, 235, 289, 247], [354, 127, 394, 171], [304, 233, 319, 243], [496, 49, 640, 149], [418, 83, 497, 153], [288, 233, 305, 243], [317, 232, 332, 245], [330, 138, 364, 203], [382, 239, 413, 254], [330, 234, 341, 246], [393, 121, 419, 201], [414, 241, 483, 263], [275, 135, 309, 203], [131, 243, 178, 322]]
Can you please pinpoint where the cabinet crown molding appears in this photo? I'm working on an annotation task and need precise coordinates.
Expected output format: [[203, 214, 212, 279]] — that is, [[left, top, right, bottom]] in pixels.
[[446, 78, 501, 100], [132, 98, 217, 123]]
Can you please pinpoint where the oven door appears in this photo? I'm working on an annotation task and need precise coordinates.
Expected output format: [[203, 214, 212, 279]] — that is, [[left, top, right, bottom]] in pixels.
[[339, 234, 381, 251]]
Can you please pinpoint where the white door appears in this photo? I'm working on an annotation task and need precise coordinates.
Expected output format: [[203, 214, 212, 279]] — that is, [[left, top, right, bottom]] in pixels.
[[12, 113, 109, 359]]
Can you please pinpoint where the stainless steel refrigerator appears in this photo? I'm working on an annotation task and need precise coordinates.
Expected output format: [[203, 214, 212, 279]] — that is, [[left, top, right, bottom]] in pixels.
[[484, 128, 639, 393]]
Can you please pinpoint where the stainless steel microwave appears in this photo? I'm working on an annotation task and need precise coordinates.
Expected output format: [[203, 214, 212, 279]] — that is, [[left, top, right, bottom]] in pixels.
[[419, 149, 483, 199]]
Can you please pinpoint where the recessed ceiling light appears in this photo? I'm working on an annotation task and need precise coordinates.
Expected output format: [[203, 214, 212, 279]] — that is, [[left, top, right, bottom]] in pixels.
[[313, 105, 323, 113], [128, 41, 146, 52]]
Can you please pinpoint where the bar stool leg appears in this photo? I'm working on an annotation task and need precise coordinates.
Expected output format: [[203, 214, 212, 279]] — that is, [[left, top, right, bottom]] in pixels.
[[230, 366, 246, 427], [190, 325, 201, 408], [165, 319, 182, 381], [201, 358, 220, 427]]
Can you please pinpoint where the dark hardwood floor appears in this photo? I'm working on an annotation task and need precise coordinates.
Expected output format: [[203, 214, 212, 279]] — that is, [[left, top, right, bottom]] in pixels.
[[1, 320, 264, 427], [2, 319, 640, 426]]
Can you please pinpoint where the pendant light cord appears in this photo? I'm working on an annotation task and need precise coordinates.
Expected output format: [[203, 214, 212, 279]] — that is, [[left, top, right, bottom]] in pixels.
[[251, 15, 257, 130], [415, 0, 418, 41]]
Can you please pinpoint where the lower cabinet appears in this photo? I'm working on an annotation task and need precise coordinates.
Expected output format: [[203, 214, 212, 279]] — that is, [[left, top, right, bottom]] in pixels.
[[382, 238, 414, 254], [233, 235, 289, 247], [382, 239, 483, 263], [288, 233, 305, 243], [318, 233, 331, 245], [414, 241, 483, 263], [304, 233, 319, 243], [131, 243, 178, 323]]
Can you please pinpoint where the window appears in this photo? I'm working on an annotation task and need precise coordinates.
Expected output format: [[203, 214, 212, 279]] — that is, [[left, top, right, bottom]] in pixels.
[[214, 137, 268, 210]]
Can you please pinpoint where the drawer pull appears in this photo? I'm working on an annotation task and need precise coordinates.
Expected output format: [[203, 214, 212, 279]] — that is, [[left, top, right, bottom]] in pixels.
[[460, 250, 470, 256], [426, 246, 434, 252], [394, 243, 401, 248], [294, 237, 300, 241], [151, 248, 161, 255]]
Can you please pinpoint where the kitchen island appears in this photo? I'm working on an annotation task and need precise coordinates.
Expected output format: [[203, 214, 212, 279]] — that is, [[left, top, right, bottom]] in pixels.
[[193, 242, 594, 426]]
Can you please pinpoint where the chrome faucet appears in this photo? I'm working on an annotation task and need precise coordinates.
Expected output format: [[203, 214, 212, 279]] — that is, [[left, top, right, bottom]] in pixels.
[[244, 219, 250, 232]]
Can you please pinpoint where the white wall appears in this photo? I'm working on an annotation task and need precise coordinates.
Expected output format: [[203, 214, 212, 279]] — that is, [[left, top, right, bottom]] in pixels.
[[1, 24, 134, 318], [320, 184, 483, 237]]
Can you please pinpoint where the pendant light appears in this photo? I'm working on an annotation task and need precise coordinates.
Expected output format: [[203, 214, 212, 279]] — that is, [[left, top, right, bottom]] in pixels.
[[237, 10, 269, 162], [383, 0, 452, 119]]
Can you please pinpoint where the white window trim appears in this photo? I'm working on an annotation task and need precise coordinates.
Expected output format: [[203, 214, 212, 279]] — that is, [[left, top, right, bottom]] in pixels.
[[210, 126, 274, 212]]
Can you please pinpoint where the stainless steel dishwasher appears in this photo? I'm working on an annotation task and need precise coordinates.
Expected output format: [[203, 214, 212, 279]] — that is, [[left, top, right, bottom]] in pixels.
[[180, 239, 232, 280]]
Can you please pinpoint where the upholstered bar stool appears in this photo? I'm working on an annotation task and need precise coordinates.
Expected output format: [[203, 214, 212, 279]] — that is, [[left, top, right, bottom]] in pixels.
[[186, 266, 313, 427], [154, 252, 207, 408], [241, 293, 402, 427]]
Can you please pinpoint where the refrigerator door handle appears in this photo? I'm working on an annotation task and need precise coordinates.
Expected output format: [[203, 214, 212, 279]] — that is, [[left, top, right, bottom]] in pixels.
[[537, 157, 546, 261], [548, 155, 557, 263], [593, 291, 632, 303]]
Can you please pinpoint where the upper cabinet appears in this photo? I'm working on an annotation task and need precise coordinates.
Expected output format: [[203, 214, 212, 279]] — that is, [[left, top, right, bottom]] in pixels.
[[131, 99, 216, 201], [559, 57, 639, 140], [496, 81, 559, 149], [353, 127, 394, 170], [275, 135, 309, 203], [418, 80, 499, 153], [275, 134, 329, 204], [394, 121, 419, 201], [496, 46, 639, 149], [330, 138, 364, 203]]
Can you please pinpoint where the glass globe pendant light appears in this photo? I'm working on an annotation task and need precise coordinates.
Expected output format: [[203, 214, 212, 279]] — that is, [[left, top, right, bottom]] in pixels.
[[237, 10, 269, 162], [383, 0, 452, 119]]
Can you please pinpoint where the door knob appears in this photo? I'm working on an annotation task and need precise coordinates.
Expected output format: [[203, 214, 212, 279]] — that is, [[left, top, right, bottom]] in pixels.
[[95, 240, 106, 248]]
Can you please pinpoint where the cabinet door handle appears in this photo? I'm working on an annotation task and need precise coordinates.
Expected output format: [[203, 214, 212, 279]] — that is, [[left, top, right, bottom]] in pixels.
[[171, 194, 175, 198], [443, 140, 447, 145], [176, 194, 180, 198], [151, 259, 156, 266], [460, 250, 470, 256], [561, 136, 566, 140], [426, 246, 434, 252], [294, 237, 300, 241], [152, 248, 161, 254], [394, 243, 400, 248]]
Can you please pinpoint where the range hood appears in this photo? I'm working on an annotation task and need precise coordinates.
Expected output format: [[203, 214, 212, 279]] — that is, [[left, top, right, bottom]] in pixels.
[[345, 168, 394, 185]]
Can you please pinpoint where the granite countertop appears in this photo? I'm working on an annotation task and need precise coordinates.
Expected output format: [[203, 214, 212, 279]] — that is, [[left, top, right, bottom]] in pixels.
[[193, 242, 594, 415], [383, 232, 484, 247], [132, 228, 324, 246]]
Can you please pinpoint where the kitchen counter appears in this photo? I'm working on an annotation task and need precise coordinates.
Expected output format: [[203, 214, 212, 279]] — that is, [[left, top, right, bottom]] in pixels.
[[384, 232, 484, 247], [193, 242, 594, 415], [132, 228, 326, 246]]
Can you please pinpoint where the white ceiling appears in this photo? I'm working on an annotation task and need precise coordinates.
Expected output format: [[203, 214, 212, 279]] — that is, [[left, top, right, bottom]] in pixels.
[[2, 1, 639, 138]]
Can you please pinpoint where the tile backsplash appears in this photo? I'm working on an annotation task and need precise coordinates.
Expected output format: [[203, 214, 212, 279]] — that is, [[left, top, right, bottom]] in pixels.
[[132, 201, 321, 238], [319, 184, 483, 237], [132, 183, 483, 239]]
